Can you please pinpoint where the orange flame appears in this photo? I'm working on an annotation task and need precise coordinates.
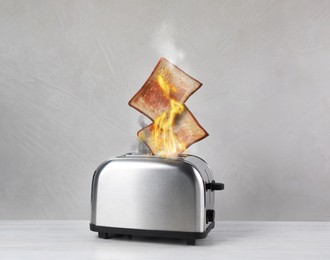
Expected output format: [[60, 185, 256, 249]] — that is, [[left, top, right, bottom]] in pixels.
[[151, 74, 186, 158]]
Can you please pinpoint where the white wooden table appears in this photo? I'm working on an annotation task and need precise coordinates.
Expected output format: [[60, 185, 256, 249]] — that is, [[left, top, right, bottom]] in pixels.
[[0, 221, 329, 259]]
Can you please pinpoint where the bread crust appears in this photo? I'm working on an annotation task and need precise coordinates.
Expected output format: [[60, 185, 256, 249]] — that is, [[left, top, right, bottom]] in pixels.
[[137, 106, 208, 156]]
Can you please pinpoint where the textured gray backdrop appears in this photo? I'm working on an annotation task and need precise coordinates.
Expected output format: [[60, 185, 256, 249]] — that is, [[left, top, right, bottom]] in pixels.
[[1, 0, 330, 220]]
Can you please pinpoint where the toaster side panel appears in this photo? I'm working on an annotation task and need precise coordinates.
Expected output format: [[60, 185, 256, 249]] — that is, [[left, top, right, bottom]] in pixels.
[[90, 158, 205, 233], [183, 155, 216, 229], [91, 159, 111, 224]]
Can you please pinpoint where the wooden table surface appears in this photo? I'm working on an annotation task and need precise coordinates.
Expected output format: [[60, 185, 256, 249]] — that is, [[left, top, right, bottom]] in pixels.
[[0, 221, 329, 259]]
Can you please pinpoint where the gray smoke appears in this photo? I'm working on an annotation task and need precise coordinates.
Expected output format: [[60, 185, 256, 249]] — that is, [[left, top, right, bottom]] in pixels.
[[151, 21, 187, 68], [131, 115, 151, 154]]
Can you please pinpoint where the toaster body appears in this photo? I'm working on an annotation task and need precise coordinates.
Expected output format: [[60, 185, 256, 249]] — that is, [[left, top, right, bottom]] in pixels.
[[90, 153, 224, 245]]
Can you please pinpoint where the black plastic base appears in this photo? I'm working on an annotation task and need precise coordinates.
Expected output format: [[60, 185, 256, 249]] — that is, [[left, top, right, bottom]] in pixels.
[[90, 222, 215, 245]]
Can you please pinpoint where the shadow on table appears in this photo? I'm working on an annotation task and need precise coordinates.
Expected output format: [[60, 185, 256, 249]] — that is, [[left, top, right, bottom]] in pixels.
[[95, 234, 188, 246], [92, 223, 260, 246], [203, 223, 262, 246]]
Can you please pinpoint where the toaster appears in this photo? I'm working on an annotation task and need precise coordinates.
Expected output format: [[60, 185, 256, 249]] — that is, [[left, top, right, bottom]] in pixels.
[[90, 153, 224, 245]]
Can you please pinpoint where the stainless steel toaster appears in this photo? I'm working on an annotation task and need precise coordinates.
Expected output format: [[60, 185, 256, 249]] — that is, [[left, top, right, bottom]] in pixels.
[[90, 153, 224, 245]]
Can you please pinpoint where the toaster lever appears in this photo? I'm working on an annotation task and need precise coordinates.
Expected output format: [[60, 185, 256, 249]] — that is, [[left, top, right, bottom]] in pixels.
[[206, 180, 224, 191]]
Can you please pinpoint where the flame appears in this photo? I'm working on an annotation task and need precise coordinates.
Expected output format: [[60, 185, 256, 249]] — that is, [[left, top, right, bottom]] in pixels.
[[151, 74, 186, 158]]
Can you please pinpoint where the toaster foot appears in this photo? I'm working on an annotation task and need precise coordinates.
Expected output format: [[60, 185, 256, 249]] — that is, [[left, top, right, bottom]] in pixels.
[[186, 239, 196, 245], [98, 232, 115, 239]]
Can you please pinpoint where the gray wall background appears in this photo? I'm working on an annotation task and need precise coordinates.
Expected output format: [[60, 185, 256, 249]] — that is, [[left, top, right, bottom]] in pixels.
[[1, 0, 330, 220]]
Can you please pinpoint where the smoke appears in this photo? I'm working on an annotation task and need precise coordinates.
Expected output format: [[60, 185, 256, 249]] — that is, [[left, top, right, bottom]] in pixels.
[[151, 22, 185, 65], [131, 115, 151, 154]]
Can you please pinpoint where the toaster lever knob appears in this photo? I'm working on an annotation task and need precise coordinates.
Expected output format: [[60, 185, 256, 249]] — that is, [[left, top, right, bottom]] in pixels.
[[206, 181, 224, 191]]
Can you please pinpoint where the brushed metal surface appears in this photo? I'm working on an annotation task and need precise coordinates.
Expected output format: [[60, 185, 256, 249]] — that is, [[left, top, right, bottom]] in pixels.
[[91, 154, 214, 232], [184, 155, 215, 215]]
